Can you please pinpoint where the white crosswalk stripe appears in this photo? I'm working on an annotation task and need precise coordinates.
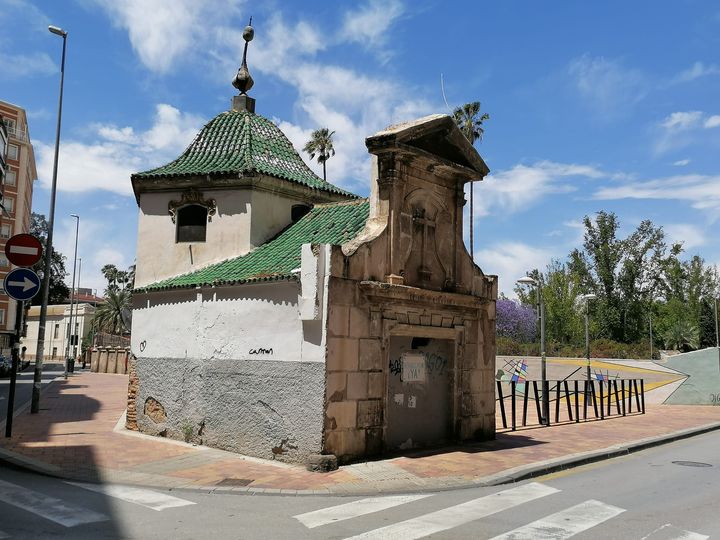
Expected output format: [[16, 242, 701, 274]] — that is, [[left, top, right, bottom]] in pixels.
[[343, 482, 559, 540], [0, 479, 108, 527], [67, 482, 196, 511], [489, 499, 625, 539], [641, 524, 710, 540], [294, 494, 431, 528]]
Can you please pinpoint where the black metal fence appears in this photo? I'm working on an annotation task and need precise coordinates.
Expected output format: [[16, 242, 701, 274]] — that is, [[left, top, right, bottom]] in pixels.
[[496, 378, 645, 430]]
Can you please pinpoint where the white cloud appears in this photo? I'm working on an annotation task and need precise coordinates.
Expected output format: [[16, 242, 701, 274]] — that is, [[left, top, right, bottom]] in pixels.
[[655, 110, 720, 153], [0, 52, 55, 78], [705, 115, 720, 128], [91, 0, 245, 73], [36, 104, 204, 195], [664, 223, 706, 250], [568, 54, 647, 115], [661, 111, 703, 131], [672, 61, 720, 83], [593, 174, 720, 213], [472, 160, 603, 218], [475, 242, 554, 297], [340, 0, 405, 52], [673, 159, 690, 166]]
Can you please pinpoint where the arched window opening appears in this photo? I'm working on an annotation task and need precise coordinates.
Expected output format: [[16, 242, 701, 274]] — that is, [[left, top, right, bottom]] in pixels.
[[176, 204, 208, 243]]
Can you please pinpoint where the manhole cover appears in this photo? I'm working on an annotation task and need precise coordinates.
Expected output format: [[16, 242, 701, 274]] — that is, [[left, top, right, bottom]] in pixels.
[[672, 461, 712, 468], [215, 478, 253, 487]]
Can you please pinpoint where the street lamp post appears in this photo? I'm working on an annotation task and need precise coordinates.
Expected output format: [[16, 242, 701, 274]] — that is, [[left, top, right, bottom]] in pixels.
[[649, 314, 654, 360], [579, 293, 597, 380], [32, 24, 67, 413], [517, 276, 549, 426], [64, 214, 79, 378]]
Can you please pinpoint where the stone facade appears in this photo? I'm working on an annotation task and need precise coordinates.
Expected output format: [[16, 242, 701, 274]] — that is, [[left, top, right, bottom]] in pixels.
[[321, 115, 497, 462]]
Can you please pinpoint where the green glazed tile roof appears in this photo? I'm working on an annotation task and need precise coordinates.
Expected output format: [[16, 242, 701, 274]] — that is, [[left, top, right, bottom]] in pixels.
[[133, 109, 355, 197], [138, 199, 370, 292]]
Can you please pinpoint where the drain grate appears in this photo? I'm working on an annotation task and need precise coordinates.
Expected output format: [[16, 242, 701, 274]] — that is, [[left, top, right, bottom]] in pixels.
[[672, 461, 712, 468], [215, 478, 254, 487]]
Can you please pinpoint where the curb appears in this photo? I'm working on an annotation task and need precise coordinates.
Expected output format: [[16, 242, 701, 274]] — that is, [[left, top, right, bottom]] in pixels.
[[2, 419, 720, 497]]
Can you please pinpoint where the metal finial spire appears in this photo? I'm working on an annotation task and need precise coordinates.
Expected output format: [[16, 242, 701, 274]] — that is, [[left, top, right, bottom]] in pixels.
[[232, 17, 255, 95]]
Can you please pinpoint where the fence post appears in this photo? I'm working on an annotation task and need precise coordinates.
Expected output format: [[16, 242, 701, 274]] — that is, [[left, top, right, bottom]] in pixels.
[[522, 383, 529, 427], [574, 380, 579, 423], [640, 379, 645, 414], [564, 380, 573, 422], [621, 380, 626, 416], [533, 381, 542, 425], [628, 379, 633, 413], [555, 382, 561, 423], [590, 380, 599, 418], [583, 380, 588, 420], [599, 381, 604, 420], [497, 380, 507, 429], [511, 381, 516, 432]]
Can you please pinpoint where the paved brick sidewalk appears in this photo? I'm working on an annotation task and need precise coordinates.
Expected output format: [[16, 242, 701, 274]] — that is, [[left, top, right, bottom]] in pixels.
[[1, 372, 719, 495]]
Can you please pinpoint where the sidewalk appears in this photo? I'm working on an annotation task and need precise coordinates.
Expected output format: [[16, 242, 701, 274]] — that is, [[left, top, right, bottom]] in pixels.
[[1, 372, 719, 495]]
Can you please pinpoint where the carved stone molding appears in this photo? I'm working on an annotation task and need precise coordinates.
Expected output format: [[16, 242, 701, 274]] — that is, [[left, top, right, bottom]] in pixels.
[[168, 189, 217, 223]]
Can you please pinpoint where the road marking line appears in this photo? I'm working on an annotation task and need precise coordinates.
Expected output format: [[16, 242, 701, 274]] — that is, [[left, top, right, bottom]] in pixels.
[[0, 529, 9, 539], [67, 482, 196, 511], [490, 499, 625, 540], [0, 479, 108, 527], [642, 523, 709, 540], [295, 494, 431, 528], [343, 482, 559, 540]]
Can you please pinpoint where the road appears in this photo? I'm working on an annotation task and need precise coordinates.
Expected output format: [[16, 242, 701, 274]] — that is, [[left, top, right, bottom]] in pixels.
[[0, 427, 718, 539], [0, 362, 64, 423]]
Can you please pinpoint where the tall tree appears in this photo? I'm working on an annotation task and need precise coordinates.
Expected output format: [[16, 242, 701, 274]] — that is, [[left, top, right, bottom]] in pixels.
[[303, 128, 335, 181], [29, 212, 70, 305], [101, 263, 135, 294], [452, 101, 489, 261]]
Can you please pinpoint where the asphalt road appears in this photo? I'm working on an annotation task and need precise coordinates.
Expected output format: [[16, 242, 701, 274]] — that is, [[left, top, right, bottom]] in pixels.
[[0, 427, 718, 539], [0, 362, 64, 424]]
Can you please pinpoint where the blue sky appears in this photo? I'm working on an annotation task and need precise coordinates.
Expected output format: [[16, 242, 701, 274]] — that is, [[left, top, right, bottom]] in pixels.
[[1, 0, 719, 296]]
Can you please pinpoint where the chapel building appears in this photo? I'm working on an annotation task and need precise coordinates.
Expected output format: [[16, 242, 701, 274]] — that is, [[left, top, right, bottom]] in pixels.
[[128, 23, 498, 465]]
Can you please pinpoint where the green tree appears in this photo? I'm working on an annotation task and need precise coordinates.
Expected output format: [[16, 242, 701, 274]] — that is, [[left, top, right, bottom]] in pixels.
[[662, 319, 700, 351], [92, 289, 131, 335], [568, 212, 665, 342], [452, 101, 489, 259], [29, 212, 70, 305], [101, 263, 135, 294], [303, 128, 335, 181]]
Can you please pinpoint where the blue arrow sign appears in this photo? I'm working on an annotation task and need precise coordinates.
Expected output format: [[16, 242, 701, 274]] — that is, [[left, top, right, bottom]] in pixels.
[[3, 268, 41, 301]]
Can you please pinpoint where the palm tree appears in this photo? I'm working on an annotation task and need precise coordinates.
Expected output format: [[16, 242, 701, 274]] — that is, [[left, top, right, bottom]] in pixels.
[[452, 102, 489, 262], [662, 319, 700, 352], [92, 289, 131, 335], [303, 128, 335, 181]]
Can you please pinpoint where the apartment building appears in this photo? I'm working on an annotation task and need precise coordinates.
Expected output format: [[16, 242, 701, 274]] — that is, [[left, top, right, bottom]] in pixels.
[[0, 101, 37, 354]]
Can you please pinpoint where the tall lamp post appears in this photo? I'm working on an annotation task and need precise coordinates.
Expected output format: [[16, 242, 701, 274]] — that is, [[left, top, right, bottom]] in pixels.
[[579, 293, 597, 380], [64, 214, 79, 378], [32, 24, 67, 414], [517, 276, 549, 426]]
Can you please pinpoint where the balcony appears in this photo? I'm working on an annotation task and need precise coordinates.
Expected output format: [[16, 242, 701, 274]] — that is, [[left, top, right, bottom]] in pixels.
[[6, 125, 29, 143]]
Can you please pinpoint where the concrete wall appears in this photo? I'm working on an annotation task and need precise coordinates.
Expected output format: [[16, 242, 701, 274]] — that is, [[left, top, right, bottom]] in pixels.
[[130, 280, 328, 462], [660, 347, 720, 405]]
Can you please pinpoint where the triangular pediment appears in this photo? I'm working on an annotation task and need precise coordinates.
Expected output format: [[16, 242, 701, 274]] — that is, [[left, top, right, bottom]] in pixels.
[[365, 114, 489, 178]]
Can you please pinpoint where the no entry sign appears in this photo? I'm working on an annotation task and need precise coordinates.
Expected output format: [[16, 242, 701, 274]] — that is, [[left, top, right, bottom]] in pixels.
[[5, 234, 43, 267]]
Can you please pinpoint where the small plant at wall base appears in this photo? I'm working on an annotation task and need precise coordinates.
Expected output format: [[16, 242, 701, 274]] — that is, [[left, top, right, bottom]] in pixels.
[[181, 422, 194, 443]]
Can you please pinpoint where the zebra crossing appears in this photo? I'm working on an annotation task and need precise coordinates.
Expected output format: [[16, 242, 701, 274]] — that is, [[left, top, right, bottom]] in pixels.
[[293, 482, 709, 540], [0, 478, 195, 536]]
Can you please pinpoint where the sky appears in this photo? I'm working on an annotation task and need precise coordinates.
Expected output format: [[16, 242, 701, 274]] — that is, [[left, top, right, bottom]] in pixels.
[[1, 0, 719, 297]]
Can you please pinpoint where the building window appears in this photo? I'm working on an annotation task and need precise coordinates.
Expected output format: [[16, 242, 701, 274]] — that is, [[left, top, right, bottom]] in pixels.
[[52, 347, 57, 358], [3, 197, 13, 214], [292, 204, 311, 222], [54, 324, 59, 339], [0, 256, 8, 267], [4, 169, 16, 186], [0, 224, 10, 239], [176, 204, 208, 243], [0, 309, 5, 325], [7, 144, 18, 160]]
